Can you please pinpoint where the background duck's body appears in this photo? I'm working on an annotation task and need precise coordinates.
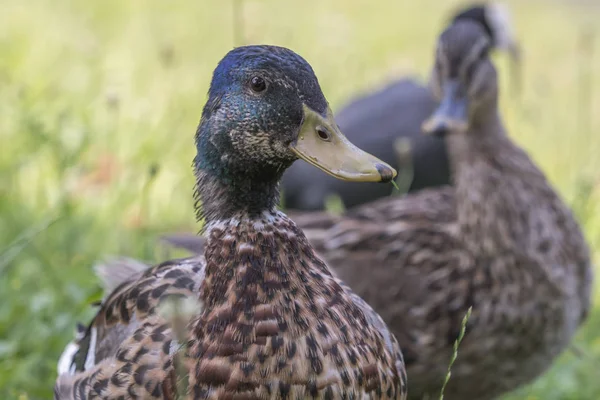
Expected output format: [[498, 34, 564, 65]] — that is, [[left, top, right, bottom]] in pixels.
[[55, 45, 407, 399], [294, 22, 592, 399]]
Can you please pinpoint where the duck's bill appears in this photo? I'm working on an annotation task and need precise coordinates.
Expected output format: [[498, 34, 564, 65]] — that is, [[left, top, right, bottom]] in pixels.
[[422, 80, 468, 137], [290, 105, 396, 183]]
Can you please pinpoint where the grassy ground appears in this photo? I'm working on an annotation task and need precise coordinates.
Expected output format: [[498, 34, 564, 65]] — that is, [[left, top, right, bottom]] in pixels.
[[1, 0, 600, 398]]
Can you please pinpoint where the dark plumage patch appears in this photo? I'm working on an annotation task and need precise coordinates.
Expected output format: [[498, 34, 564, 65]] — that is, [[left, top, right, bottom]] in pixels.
[[150, 331, 166, 343], [197, 361, 232, 385], [164, 268, 186, 280], [150, 382, 162, 398], [161, 340, 171, 355], [93, 378, 109, 394], [240, 362, 254, 377], [136, 292, 150, 313], [324, 386, 334, 400], [307, 380, 318, 397], [270, 336, 284, 352], [278, 381, 290, 398], [116, 348, 128, 363], [151, 284, 170, 299], [110, 372, 126, 388], [134, 364, 150, 386]]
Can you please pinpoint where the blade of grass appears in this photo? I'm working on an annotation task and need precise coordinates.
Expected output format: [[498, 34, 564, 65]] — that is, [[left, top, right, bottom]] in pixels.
[[0, 215, 61, 275], [439, 306, 472, 400], [391, 137, 414, 196]]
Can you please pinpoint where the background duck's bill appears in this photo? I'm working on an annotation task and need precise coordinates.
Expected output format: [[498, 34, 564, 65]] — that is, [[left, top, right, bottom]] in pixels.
[[422, 81, 468, 136]]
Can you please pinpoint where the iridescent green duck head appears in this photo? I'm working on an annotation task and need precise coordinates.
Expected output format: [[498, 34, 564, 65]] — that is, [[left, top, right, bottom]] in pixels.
[[195, 45, 396, 221]]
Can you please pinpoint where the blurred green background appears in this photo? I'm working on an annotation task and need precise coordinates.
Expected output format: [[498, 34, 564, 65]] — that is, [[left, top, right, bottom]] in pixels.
[[1, 0, 600, 398]]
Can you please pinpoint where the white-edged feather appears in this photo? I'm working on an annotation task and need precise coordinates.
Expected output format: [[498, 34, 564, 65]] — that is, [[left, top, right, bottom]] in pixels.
[[57, 324, 86, 375]]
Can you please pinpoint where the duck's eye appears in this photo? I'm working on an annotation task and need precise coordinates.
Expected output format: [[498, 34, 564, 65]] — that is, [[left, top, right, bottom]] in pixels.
[[316, 126, 331, 141], [250, 76, 267, 93]]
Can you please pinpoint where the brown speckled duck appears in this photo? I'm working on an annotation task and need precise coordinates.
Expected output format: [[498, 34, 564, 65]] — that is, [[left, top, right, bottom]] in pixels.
[[54, 45, 407, 399], [161, 23, 593, 400], [297, 22, 594, 399]]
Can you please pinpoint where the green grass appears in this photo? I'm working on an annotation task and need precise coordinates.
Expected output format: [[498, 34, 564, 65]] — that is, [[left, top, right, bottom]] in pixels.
[[1, 0, 600, 398], [440, 307, 472, 400]]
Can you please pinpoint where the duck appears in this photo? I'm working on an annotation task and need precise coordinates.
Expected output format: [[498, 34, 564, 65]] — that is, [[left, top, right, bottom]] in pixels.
[[54, 45, 408, 399], [158, 21, 591, 399], [281, 2, 521, 211], [296, 21, 592, 399]]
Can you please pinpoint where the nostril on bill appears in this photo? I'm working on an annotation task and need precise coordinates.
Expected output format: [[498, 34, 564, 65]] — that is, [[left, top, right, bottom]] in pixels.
[[375, 163, 395, 183]]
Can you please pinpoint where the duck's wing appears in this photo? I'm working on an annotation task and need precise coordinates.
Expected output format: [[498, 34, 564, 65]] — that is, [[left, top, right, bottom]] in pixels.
[[54, 256, 205, 400], [57, 257, 151, 378]]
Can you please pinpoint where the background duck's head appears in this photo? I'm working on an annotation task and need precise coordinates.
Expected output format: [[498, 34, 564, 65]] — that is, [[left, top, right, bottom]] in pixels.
[[451, 2, 520, 61], [195, 45, 396, 184], [423, 21, 498, 137], [451, 2, 521, 96]]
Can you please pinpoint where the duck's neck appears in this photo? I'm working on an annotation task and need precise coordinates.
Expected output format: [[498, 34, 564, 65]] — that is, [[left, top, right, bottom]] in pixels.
[[445, 111, 508, 170], [193, 118, 288, 222], [446, 111, 548, 252], [194, 167, 282, 222], [197, 210, 334, 339]]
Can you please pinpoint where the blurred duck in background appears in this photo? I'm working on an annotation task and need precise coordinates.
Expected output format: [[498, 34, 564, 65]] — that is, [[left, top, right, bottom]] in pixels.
[[290, 20, 591, 399], [282, 2, 521, 211]]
